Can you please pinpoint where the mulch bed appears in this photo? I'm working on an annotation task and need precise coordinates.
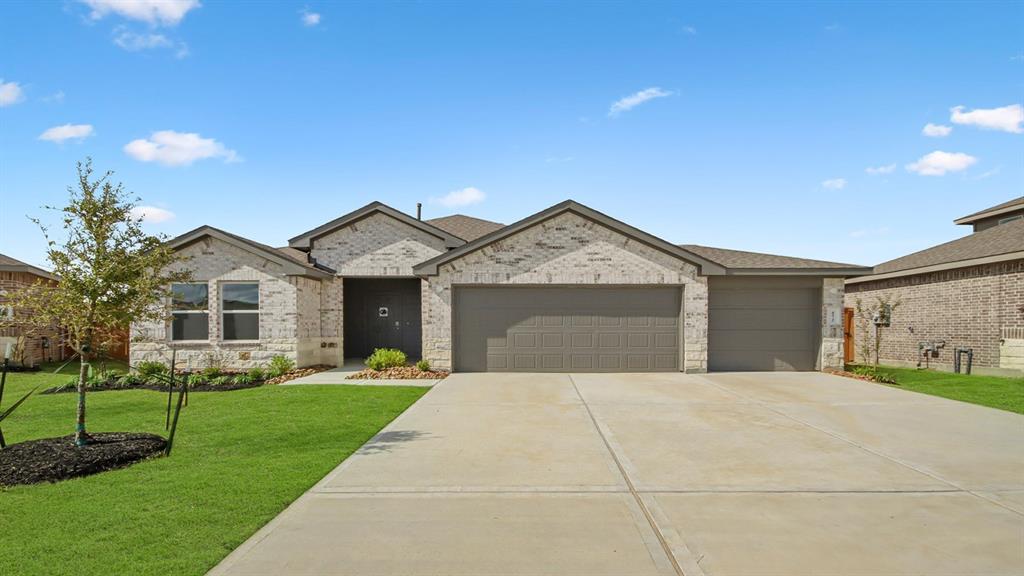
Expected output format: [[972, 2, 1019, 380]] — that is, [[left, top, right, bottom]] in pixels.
[[43, 381, 264, 394], [824, 368, 876, 382], [347, 366, 450, 380], [0, 432, 167, 487], [266, 365, 333, 385]]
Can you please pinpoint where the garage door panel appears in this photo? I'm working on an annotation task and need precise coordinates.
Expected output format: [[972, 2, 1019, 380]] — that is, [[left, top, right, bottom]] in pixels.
[[708, 278, 820, 372], [454, 287, 681, 372]]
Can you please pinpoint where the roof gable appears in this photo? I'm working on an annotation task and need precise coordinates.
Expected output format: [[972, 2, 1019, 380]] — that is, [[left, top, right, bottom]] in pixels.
[[288, 202, 465, 250], [413, 200, 727, 276], [0, 253, 57, 280], [954, 196, 1024, 225], [167, 226, 333, 279]]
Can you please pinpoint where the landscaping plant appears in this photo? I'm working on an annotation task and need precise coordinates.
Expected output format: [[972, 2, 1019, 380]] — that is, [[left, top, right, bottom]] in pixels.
[[415, 358, 430, 372], [0, 159, 189, 445], [267, 355, 295, 378], [365, 348, 407, 371], [853, 295, 902, 366]]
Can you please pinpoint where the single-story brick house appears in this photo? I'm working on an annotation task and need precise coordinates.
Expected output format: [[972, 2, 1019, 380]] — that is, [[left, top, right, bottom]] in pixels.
[[844, 197, 1024, 376], [130, 200, 870, 373], [0, 253, 65, 366]]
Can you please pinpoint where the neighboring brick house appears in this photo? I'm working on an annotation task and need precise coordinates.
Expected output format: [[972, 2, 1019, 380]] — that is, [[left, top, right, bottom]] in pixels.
[[844, 197, 1024, 376], [131, 200, 869, 373], [0, 253, 65, 367]]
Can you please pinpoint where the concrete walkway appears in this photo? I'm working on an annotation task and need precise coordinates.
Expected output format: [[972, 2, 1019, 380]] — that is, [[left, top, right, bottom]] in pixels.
[[209, 371, 1024, 576]]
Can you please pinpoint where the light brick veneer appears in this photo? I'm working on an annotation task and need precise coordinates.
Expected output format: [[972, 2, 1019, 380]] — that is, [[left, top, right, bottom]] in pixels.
[[421, 211, 709, 372], [130, 237, 328, 371], [311, 212, 446, 276], [844, 259, 1024, 373], [819, 277, 845, 370]]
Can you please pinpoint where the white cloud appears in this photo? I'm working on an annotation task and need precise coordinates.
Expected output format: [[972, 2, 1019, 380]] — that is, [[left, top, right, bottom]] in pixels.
[[922, 123, 951, 137], [431, 187, 486, 208], [0, 79, 24, 107], [849, 226, 889, 238], [950, 104, 1023, 134], [42, 90, 65, 103], [82, 0, 200, 26], [608, 87, 672, 117], [821, 178, 847, 190], [865, 163, 896, 175], [972, 166, 1001, 180], [681, 25, 697, 35], [124, 130, 240, 166], [38, 124, 95, 143], [113, 27, 189, 57], [300, 8, 321, 26], [130, 206, 175, 223], [906, 151, 977, 176]]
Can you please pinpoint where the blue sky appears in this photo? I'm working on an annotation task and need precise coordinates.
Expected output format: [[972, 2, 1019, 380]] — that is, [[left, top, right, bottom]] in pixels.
[[1, 1, 1021, 269]]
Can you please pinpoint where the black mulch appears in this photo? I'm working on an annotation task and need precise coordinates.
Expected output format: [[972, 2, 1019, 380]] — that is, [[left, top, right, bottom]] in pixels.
[[0, 432, 167, 487], [42, 381, 264, 394]]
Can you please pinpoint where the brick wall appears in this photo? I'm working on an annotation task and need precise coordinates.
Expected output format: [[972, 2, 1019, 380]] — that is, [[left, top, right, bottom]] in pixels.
[[421, 211, 709, 372], [130, 236, 329, 371], [0, 271, 64, 366], [311, 212, 446, 276], [844, 259, 1024, 371]]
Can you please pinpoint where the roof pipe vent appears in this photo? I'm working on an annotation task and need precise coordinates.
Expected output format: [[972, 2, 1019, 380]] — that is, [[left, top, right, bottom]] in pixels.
[[416, 202, 422, 220]]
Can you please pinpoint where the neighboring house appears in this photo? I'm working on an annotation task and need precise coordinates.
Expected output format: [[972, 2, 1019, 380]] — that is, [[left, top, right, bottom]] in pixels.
[[130, 200, 870, 373], [0, 253, 64, 366], [845, 197, 1024, 376]]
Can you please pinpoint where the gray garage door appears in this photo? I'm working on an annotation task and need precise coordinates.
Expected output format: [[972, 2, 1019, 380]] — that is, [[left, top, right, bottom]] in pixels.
[[454, 286, 681, 372], [708, 277, 821, 371]]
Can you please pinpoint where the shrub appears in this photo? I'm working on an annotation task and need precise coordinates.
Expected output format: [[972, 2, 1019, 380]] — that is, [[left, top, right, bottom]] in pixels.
[[365, 348, 407, 371], [850, 364, 876, 378], [874, 371, 898, 385], [186, 373, 206, 388], [415, 359, 431, 372], [233, 372, 255, 386], [136, 361, 169, 381], [267, 355, 295, 378], [246, 367, 266, 381], [201, 366, 222, 380], [209, 375, 233, 387], [116, 373, 144, 387]]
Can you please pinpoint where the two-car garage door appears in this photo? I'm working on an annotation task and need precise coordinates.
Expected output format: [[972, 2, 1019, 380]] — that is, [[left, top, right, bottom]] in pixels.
[[452, 279, 822, 372], [453, 286, 680, 372]]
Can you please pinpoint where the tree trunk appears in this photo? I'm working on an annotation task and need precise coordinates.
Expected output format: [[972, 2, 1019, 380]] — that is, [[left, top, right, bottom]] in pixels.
[[75, 352, 90, 446]]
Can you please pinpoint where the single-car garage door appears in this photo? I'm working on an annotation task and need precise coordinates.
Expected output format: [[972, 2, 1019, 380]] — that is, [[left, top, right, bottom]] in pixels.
[[708, 277, 821, 371], [454, 286, 681, 372]]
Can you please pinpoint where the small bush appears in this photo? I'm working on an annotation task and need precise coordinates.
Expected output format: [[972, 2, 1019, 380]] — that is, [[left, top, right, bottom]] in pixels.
[[233, 372, 255, 385], [186, 373, 206, 388], [365, 348, 407, 371], [209, 375, 233, 387], [850, 365, 876, 378], [136, 361, 169, 381], [267, 355, 295, 378], [246, 367, 266, 381], [116, 373, 144, 387], [874, 371, 899, 385], [201, 366, 222, 380], [415, 359, 431, 372]]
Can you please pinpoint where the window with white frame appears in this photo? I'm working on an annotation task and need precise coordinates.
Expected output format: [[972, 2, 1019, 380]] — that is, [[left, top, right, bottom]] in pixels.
[[221, 282, 259, 341], [171, 283, 209, 340], [0, 290, 12, 319]]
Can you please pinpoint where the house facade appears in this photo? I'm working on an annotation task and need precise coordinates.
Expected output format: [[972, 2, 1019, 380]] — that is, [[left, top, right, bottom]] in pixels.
[[0, 254, 65, 367], [131, 200, 869, 373], [844, 197, 1024, 376]]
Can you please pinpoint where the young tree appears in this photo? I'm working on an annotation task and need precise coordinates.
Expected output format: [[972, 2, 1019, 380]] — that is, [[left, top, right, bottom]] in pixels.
[[854, 295, 902, 366], [2, 159, 189, 445]]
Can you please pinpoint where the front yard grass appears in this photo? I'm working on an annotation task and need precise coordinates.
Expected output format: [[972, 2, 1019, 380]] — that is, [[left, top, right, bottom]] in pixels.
[[0, 363, 427, 576], [848, 364, 1024, 414]]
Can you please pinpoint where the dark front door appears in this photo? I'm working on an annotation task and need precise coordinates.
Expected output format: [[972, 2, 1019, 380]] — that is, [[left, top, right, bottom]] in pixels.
[[343, 279, 422, 359]]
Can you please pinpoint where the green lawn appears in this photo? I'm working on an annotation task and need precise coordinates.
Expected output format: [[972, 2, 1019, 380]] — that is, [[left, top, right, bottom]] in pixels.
[[0, 362, 428, 576], [849, 364, 1024, 414]]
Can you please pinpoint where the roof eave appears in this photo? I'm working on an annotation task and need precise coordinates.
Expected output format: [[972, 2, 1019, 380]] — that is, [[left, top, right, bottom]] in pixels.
[[288, 202, 466, 250], [846, 251, 1024, 284], [413, 200, 728, 277], [726, 267, 874, 277], [953, 202, 1024, 225], [169, 226, 333, 279], [0, 264, 57, 281]]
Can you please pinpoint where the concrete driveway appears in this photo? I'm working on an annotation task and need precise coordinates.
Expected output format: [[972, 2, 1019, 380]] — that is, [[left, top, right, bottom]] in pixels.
[[210, 372, 1024, 576]]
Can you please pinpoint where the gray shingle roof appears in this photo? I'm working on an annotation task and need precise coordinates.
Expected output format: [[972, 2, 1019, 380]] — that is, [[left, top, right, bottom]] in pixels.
[[872, 217, 1024, 274], [680, 245, 865, 270], [954, 196, 1024, 224], [0, 252, 56, 279], [425, 214, 505, 242]]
